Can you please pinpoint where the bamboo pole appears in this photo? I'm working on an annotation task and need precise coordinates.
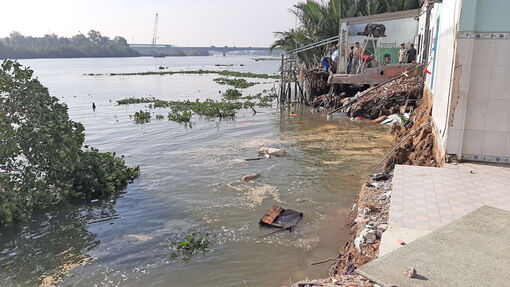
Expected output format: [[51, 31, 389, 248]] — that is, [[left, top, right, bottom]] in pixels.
[[280, 54, 285, 102]]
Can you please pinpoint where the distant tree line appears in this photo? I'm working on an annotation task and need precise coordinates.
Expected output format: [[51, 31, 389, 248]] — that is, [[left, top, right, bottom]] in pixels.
[[0, 30, 140, 59]]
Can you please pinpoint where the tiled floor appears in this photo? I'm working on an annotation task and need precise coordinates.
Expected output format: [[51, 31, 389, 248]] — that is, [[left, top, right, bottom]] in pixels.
[[389, 163, 510, 231]]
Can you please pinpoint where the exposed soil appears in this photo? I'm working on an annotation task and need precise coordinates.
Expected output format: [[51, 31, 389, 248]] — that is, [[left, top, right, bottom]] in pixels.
[[384, 88, 443, 170]]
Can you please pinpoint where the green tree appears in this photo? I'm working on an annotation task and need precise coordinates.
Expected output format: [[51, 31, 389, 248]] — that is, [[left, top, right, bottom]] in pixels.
[[0, 60, 140, 226]]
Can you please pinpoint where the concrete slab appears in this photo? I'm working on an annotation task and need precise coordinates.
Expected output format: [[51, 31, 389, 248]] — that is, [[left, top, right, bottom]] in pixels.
[[378, 226, 430, 257], [357, 206, 510, 287], [390, 163, 510, 231]]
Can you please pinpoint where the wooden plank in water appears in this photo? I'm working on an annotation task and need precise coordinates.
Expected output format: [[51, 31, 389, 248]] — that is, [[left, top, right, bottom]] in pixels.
[[260, 205, 283, 225]]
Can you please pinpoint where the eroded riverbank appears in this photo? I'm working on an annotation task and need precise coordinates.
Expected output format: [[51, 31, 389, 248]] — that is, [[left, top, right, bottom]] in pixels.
[[0, 57, 394, 287]]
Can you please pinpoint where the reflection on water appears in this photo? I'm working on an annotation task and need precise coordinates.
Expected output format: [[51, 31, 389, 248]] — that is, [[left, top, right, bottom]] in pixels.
[[0, 56, 393, 287]]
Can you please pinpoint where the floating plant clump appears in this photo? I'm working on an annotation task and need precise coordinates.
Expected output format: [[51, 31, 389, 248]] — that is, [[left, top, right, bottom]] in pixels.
[[132, 110, 151, 124], [213, 77, 257, 89], [168, 110, 192, 123], [119, 86, 278, 125], [222, 88, 243, 100], [117, 97, 156, 105], [169, 233, 212, 262]]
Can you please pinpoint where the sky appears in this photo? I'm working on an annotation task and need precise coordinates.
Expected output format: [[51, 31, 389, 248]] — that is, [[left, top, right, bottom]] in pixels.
[[0, 0, 302, 47]]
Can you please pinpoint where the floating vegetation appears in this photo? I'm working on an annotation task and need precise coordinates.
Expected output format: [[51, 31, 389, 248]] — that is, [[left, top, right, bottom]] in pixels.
[[257, 95, 276, 107], [254, 57, 280, 62], [118, 87, 277, 125], [168, 110, 192, 123], [169, 234, 212, 262], [213, 77, 257, 89], [222, 89, 243, 100], [133, 110, 151, 124], [117, 97, 155, 105], [214, 64, 234, 67], [155, 114, 165, 120], [84, 69, 279, 79]]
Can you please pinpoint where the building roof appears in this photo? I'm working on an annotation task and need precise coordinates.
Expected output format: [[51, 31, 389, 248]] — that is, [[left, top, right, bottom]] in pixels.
[[341, 9, 420, 25]]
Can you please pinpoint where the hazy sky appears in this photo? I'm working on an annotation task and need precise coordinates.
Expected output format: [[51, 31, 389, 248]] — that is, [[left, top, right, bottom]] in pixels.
[[1, 0, 302, 47]]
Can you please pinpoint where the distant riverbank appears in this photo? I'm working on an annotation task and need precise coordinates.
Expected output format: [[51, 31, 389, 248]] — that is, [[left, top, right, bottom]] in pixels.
[[0, 30, 139, 59]]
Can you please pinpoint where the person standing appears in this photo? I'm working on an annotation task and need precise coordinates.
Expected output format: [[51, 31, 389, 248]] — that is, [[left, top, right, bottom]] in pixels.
[[407, 42, 417, 63], [352, 42, 363, 74], [398, 43, 407, 64], [347, 46, 354, 73]]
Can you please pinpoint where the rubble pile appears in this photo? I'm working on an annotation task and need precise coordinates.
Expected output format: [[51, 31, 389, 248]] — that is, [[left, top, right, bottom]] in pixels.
[[384, 88, 443, 170], [305, 69, 330, 102], [324, 178, 393, 283], [343, 74, 423, 119], [290, 274, 374, 287], [311, 93, 343, 109]]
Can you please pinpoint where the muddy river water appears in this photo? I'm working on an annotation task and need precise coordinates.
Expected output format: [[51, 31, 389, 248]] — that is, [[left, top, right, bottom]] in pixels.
[[0, 56, 393, 286]]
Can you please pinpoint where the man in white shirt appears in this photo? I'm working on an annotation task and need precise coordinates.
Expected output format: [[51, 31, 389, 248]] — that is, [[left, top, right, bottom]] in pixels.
[[398, 43, 407, 64]]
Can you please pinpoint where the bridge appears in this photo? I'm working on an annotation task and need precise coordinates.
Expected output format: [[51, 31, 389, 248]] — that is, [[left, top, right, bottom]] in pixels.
[[129, 44, 279, 57]]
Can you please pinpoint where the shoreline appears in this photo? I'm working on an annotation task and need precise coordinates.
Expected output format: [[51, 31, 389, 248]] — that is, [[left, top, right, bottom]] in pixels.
[[290, 88, 441, 287]]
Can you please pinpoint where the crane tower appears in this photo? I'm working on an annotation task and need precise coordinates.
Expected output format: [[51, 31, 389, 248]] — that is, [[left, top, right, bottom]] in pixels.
[[151, 13, 158, 45]]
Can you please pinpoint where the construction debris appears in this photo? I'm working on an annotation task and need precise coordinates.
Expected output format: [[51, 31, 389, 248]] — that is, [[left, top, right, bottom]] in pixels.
[[327, 178, 392, 279], [242, 173, 260, 181], [258, 147, 286, 158], [259, 205, 303, 229], [405, 267, 417, 278], [342, 73, 423, 120]]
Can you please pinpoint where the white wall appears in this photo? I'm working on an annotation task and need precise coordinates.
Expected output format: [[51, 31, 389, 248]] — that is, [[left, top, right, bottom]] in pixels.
[[425, 0, 510, 163], [348, 18, 418, 45]]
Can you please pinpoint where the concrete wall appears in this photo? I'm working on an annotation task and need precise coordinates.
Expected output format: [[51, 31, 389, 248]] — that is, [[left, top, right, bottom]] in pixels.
[[424, 0, 510, 163], [423, 0, 463, 159], [447, 1, 510, 163], [459, 0, 510, 32]]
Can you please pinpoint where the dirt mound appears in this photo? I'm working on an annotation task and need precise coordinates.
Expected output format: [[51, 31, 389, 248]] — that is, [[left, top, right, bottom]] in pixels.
[[345, 72, 423, 119], [384, 88, 443, 170]]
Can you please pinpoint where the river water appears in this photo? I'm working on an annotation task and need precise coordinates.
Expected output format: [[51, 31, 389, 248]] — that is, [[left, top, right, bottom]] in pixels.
[[0, 56, 393, 287]]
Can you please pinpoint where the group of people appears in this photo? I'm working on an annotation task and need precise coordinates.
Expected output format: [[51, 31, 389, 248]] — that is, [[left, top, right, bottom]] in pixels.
[[347, 42, 378, 74], [398, 42, 417, 64], [320, 41, 417, 75]]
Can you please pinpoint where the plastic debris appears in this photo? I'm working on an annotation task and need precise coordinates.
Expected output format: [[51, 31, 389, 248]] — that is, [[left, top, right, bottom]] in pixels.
[[258, 147, 286, 157], [242, 173, 260, 182]]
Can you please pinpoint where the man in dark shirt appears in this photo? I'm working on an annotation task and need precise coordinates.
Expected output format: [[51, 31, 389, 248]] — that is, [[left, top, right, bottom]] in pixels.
[[407, 43, 417, 63]]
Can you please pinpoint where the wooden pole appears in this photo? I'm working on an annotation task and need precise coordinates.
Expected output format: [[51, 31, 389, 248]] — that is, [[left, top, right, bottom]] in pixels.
[[280, 54, 285, 102]]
